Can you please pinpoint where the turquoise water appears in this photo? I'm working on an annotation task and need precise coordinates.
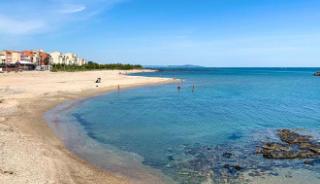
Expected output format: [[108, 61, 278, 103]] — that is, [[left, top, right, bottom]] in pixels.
[[54, 68, 320, 183]]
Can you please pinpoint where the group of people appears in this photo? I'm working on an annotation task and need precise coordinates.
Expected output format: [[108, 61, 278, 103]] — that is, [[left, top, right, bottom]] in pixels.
[[95, 77, 194, 92], [95, 77, 121, 92], [177, 83, 195, 92], [95, 77, 102, 87]]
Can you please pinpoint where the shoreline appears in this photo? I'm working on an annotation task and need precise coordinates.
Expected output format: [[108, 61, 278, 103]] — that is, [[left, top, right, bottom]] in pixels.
[[44, 88, 176, 184], [0, 70, 177, 184]]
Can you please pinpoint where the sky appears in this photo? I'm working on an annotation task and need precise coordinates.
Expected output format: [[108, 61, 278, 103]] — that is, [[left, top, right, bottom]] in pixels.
[[1, 0, 320, 67]]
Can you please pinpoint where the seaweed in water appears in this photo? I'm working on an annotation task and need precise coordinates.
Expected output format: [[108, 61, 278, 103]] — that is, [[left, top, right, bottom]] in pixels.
[[228, 132, 242, 140]]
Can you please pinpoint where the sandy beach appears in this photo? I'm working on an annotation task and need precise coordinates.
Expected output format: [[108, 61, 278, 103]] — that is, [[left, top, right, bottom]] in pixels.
[[0, 70, 175, 184]]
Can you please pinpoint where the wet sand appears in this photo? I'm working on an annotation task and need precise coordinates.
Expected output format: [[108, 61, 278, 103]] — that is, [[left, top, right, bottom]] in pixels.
[[0, 70, 176, 184]]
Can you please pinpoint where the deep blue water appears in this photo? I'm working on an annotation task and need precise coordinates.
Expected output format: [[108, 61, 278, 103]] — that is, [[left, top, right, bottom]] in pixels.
[[67, 68, 320, 183]]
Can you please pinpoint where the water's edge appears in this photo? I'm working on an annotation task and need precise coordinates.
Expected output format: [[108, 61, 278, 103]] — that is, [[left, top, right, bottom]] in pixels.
[[44, 85, 177, 184]]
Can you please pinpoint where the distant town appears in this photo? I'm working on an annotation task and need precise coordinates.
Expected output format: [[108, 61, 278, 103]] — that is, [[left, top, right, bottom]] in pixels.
[[0, 49, 87, 72]]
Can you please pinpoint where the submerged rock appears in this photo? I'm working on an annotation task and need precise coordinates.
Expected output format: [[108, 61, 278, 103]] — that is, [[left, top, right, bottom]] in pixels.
[[167, 155, 174, 161], [223, 164, 242, 175], [304, 159, 320, 165], [222, 152, 232, 158], [258, 129, 320, 159], [278, 129, 312, 145], [163, 129, 320, 184], [228, 132, 242, 140]]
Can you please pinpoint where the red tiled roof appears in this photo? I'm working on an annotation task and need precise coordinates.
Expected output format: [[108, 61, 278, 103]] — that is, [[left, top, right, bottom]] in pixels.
[[21, 50, 33, 57]]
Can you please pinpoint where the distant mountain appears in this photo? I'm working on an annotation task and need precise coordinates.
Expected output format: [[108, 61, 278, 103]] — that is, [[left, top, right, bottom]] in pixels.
[[144, 64, 204, 69]]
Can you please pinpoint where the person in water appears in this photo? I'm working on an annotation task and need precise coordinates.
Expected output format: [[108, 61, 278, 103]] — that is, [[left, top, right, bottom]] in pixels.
[[192, 84, 195, 93]]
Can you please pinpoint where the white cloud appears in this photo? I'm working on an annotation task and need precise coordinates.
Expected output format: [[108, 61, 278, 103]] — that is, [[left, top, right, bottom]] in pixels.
[[59, 4, 86, 14]]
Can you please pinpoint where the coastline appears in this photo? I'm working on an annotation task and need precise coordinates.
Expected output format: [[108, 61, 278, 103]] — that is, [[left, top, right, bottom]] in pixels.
[[45, 92, 176, 184], [0, 70, 177, 184]]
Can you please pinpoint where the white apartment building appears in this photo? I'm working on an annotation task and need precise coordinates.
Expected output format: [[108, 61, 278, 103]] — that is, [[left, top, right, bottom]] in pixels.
[[50, 52, 65, 64], [65, 53, 77, 65], [50, 52, 86, 66], [77, 57, 86, 66]]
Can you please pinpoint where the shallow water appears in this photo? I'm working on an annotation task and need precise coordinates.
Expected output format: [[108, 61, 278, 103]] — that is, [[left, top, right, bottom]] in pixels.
[[47, 68, 320, 183]]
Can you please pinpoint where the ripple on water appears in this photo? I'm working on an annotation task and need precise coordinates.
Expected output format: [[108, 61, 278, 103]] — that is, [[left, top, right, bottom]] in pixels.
[[48, 68, 320, 183]]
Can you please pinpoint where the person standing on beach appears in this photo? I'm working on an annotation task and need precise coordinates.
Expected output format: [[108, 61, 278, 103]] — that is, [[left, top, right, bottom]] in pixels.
[[95, 77, 101, 87]]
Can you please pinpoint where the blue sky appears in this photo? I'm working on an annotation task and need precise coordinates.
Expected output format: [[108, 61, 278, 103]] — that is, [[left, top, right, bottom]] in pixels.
[[1, 0, 320, 67]]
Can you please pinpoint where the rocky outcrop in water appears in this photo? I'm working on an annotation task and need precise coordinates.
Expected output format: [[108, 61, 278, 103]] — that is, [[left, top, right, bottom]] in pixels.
[[257, 129, 320, 159], [164, 142, 283, 184], [161, 129, 320, 184], [313, 71, 320, 76]]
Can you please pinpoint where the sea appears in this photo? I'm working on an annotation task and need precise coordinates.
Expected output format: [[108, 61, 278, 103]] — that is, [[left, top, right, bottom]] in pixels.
[[46, 67, 320, 184]]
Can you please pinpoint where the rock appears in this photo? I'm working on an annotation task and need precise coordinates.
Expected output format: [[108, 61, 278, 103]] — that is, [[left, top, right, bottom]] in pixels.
[[277, 129, 311, 145], [297, 150, 315, 158], [167, 155, 174, 161], [248, 173, 255, 177], [234, 165, 242, 171], [223, 164, 230, 168], [304, 159, 320, 165], [222, 152, 232, 158], [258, 129, 320, 159], [263, 149, 298, 159], [304, 160, 314, 165], [314, 71, 320, 76], [263, 142, 290, 152], [261, 142, 294, 159], [223, 164, 243, 175], [269, 172, 279, 176], [308, 145, 320, 154]]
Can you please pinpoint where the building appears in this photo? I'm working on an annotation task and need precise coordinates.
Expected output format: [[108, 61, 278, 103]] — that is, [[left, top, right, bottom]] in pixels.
[[77, 57, 86, 66], [0, 50, 21, 64], [65, 53, 77, 65], [11, 51, 21, 63], [20, 50, 34, 64], [38, 51, 50, 65], [50, 52, 86, 66], [0, 51, 6, 65], [20, 50, 50, 65], [1, 49, 86, 71], [50, 52, 65, 65], [0, 50, 36, 71]]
